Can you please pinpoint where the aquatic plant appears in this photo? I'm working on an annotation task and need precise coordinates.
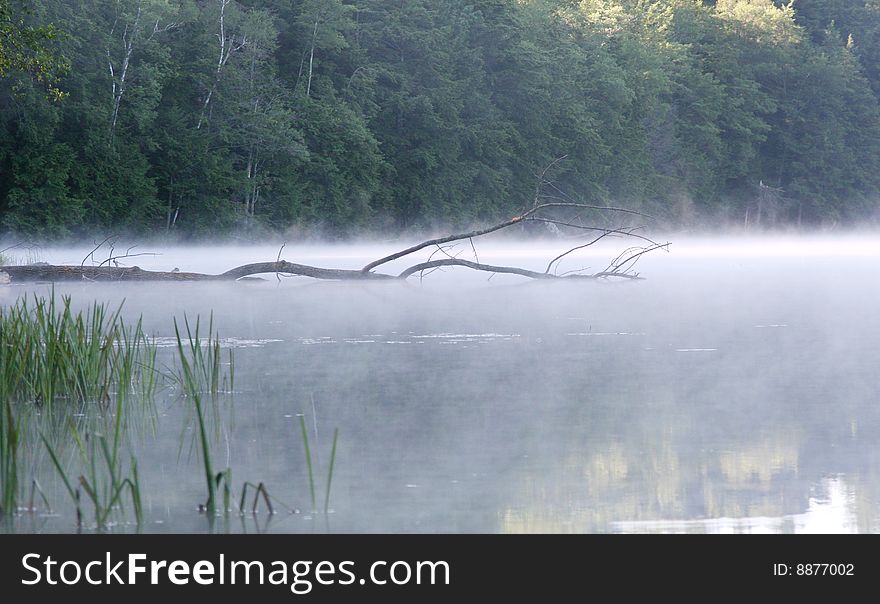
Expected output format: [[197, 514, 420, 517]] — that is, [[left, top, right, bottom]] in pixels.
[[171, 314, 234, 399], [1, 291, 157, 518], [174, 317, 222, 517], [0, 399, 21, 515], [1, 292, 301, 529], [298, 415, 339, 514], [41, 429, 143, 529], [0, 292, 158, 407], [325, 428, 338, 515]]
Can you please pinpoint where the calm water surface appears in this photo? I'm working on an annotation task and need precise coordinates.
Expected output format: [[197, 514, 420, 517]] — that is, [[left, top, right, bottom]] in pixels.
[[2, 236, 879, 533]]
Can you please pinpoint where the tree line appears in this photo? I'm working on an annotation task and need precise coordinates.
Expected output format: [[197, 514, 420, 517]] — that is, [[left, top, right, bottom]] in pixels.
[[1, 0, 879, 239]]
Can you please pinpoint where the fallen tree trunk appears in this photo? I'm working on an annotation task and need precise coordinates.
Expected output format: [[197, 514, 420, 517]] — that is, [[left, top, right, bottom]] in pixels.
[[0, 202, 669, 284], [0, 262, 395, 282], [0, 258, 650, 283]]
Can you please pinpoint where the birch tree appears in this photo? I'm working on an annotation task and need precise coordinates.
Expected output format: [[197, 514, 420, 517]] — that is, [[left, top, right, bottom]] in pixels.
[[105, 0, 179, 136], [292, 0, 353, 98], [197, 0, 248, 129], [233, 9, 306, 223]]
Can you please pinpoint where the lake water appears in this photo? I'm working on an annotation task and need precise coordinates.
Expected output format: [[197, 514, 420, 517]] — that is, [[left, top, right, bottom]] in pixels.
[[2, 235, 879, 533]]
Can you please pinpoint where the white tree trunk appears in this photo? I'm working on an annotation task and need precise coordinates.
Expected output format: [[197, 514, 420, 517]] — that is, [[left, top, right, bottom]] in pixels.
[[109, 1, 142, 135], [198, 0, 247, 129], [306, 19, 318, 98], [108, 1, 177, 137]]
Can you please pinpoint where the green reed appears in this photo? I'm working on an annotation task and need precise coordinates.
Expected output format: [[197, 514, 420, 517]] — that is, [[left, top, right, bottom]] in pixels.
[[298, 415, 339, 514], [0, 292, 158, 407], [324, 428, 338, 515], [41, 428, 143, 529], [0, 399, 21, 515], [0, 292, 293, 528], [174, 317, 220, 517], [173, 316, 243, 520], [171, 314, 233, 400], [0, 292, 157, 517]]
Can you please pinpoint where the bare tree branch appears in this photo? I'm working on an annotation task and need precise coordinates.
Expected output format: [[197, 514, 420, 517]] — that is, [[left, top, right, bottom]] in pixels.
[[602, 243, 670, 275], [397, 259, 643, 280], [545, 231, 615, 274], [82, 236, 118, 267], [361, 202, 654, 274], [3, 173, 668, 285], [532, 155, 568, 209]]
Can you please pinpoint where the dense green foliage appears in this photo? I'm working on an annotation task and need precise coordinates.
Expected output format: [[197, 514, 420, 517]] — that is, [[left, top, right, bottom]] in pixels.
[[0, 0, 65, 90], [1, 0, 879, 238]]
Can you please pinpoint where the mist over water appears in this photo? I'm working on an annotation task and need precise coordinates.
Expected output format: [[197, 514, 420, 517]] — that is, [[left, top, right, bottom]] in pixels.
[[3, 235, 879, 533]]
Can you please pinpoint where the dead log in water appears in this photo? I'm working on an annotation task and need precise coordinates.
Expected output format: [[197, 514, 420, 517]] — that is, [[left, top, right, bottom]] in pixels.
[[0, 203, 669, 284]]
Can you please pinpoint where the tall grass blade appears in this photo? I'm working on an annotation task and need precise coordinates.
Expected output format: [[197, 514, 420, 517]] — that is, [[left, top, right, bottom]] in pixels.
[[298, 415, 316, 512], [174, 318, 216, 517], [40, 433, 81, 521], [324, 428, 338, 514]]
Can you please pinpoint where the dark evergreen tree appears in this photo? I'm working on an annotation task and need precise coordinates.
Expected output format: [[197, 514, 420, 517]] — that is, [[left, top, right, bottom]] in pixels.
[[2, 0, 879, 237]]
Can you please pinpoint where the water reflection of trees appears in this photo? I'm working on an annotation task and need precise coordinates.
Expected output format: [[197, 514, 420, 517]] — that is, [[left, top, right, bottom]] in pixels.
[[498, 397, 880, 533]]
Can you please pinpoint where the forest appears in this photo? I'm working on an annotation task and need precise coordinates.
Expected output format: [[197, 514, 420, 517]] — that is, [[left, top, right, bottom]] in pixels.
[[1, 0, 880, 239]]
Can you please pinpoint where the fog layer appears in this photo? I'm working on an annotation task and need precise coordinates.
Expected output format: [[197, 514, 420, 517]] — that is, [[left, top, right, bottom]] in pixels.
[[3, 236, 877, 533]]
